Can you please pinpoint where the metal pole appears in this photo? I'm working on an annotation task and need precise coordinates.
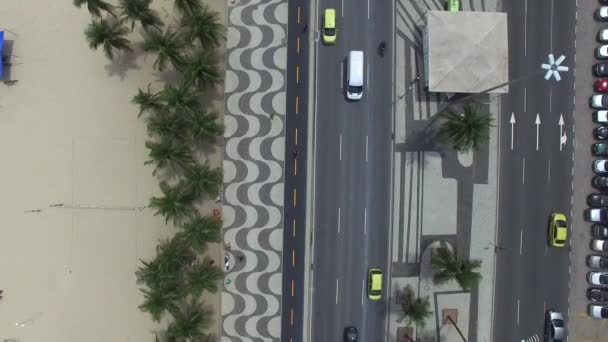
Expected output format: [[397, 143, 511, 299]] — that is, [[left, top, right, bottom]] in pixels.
[[444, 314, 468, 342]]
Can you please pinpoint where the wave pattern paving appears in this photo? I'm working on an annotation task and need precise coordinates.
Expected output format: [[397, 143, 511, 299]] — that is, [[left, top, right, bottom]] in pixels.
[[221, 0, 288, 341]]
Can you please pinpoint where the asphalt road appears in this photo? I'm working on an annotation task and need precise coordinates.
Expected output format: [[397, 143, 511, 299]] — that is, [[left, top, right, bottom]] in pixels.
[[281, 1, 311, 341], [310, 0, 393, 341], [493, 0, 576, 341]]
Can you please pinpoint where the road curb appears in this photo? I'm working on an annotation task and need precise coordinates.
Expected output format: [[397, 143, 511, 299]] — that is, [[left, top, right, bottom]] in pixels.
[[385, 0, 397, 340], [302, 0, 319, 341]]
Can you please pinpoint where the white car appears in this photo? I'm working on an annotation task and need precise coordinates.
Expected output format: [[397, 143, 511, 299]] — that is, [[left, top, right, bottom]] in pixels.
[[589, 272, 608, 285], [594, 160, 608, 173], [598, 45, 608, 59], [589, 304, 608, 318], [600, 29, 608, 42], [598, 7, 608, 20], [593, 239, 608, 252], [587, 208, 608, 222], [592, 95, 608, 108], [594, 110, 608, 123]]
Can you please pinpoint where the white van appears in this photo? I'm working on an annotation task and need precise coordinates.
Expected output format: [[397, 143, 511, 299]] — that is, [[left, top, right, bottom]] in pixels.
[[346, 51, 364, 100]]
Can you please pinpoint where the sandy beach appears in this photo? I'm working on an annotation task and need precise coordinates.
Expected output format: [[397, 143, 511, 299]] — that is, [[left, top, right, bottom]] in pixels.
[[0, 0, 226, 340]]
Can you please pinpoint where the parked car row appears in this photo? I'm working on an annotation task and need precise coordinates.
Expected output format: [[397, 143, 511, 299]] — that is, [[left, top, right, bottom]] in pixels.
[[584, 4, 608, 319]]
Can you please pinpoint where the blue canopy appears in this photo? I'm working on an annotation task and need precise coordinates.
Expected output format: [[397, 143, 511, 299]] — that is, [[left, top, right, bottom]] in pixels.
[[0, 31, 4, 78]]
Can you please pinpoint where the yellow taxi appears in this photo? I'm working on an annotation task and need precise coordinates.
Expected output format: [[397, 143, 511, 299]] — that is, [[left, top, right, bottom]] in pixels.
[[368, 268, 383, 300], [322, 9, 337, 44], [549, 212, 568, 247]]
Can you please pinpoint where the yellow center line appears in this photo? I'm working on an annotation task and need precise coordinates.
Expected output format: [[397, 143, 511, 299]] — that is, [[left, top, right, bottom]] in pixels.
[[291, 308, 294, 326], [292, 219, 296, 237], [294, 158, 297, 176], [293, 188, 297, 207], [296, 65, 300, 84], [297, 37, 300, 54], [297, 6, 301, 24], [291, 279, 295, 296], [292, 249, 295, 267], [295, 96, 299, 114], [295, 128, 299, 145]]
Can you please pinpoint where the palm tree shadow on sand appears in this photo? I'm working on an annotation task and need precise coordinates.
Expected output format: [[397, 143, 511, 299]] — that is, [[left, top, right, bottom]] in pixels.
[[104, 49, 141, 80]]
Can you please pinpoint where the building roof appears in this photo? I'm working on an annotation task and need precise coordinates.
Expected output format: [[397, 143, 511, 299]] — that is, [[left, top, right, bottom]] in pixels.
[[423, 11, 509, 93]]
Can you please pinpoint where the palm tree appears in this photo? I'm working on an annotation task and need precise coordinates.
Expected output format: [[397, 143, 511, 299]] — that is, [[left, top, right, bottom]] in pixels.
[[179, 214, 222, 252], [143, 28, 186, 72], [146, 110, 188, 141], [430, 242, 482, 291], [139, 286, 181, 322], [179, 5, 224, 48], [187, 110, 223, 146], [173, 0, 202, 15], [183, 50, 221, 89], [182, 162, 222, 199], [149, 181, 195, 224], [73, 0, 116, 17], [132, 84, 164, 117], [137, 236, 194, 287], [439, 101, 494, 152], [84, 18, 132, 60], [186, 257, 223, 297], [159, 83, 200, 112], [166, 300, 212, 342], [118, 0, 163, 31], [398, 285, 432, 327], [145, 138, 193, 175]]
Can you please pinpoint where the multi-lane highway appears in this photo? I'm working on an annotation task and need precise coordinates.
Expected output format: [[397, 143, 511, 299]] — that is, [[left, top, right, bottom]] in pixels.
[[493, 0, 576, 341], [310, 0, 392, 340]]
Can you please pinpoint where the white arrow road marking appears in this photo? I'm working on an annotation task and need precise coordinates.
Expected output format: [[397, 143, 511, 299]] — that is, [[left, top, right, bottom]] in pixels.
[[535, 113, 541, 151], [510, 112, 516, 150], [559, 114, 567, 151]]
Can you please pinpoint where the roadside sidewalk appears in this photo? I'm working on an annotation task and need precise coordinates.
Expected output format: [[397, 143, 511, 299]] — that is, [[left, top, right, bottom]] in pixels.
[[220, 0, 289, 341], [388, 0, 501, 341]]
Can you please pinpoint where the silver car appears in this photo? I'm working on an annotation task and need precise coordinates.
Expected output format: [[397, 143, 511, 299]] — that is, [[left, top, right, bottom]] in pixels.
[[544, 310, 565, 341], [588, 255, 608, 268], [593, 239, 608, 252]]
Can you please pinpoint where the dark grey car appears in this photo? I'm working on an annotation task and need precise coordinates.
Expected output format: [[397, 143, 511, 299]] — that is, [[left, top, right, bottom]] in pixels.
[[596, 126, 608, 141], [593, 176, 608, 190], [344, 327, 358, 342], [595, 63, 608, 76], [588, 288, 608, 302], [594, 224, 608, 238], [588, 193, 608, 207]]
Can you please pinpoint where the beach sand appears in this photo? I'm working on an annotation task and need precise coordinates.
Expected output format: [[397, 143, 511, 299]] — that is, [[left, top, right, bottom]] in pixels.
[[0, 0, 226, 340]]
